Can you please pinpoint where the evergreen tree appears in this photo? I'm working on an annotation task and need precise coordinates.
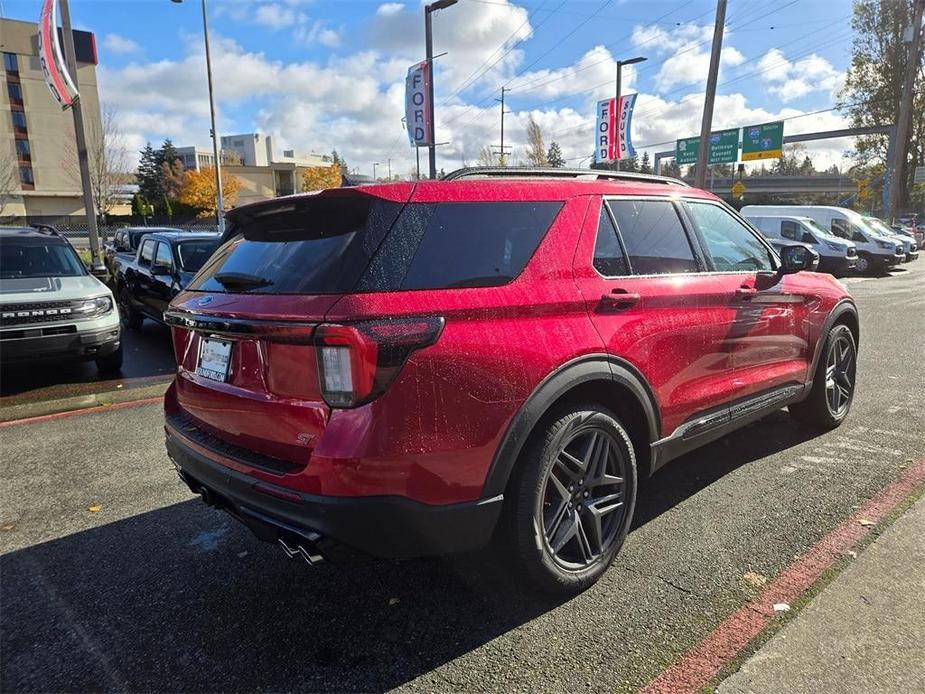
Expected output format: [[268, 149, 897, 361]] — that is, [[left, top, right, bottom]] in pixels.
[[137, 142, 160, 202], [546, 141, 565, 168], [158, 139, 180, 170], [661, 159, 682, 178], [640, 151, 652, 174]]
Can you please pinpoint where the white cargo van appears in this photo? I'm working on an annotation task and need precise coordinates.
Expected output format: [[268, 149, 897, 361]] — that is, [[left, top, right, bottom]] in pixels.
[[744, 214, 857, 276], [740, 205, 904, 274]]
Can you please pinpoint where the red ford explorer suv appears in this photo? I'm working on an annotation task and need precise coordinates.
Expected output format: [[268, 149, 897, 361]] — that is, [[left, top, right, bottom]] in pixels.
[[164, 168, 858, 593]]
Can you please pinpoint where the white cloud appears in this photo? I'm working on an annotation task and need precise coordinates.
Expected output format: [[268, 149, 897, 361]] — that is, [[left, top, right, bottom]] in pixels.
[[103, 33, 141, 55], [757, 49, 845, 103], [377, 3, 404, 16], [294, 20, 341, 47], [254, 4, 297, 30]]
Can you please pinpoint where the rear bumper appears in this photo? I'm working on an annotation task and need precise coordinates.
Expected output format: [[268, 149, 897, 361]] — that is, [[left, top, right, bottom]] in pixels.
[[0, 322, 120, 362], [817, 256, 856, 276], [164, 427, 504, 561]]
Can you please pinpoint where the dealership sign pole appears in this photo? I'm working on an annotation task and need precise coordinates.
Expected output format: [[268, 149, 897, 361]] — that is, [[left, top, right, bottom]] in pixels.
[[40, 0, 103, 272]]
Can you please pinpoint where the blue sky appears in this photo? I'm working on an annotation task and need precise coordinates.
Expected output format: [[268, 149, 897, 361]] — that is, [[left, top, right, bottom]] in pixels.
[[3, 0, 856, 175]]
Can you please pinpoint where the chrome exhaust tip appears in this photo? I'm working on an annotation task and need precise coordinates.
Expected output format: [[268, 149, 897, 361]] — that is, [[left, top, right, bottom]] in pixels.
[[278, 536, 324, 566]]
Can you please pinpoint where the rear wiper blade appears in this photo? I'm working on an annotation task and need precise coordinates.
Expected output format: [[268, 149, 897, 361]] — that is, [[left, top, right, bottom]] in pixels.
[[213, 272, 273, 290]]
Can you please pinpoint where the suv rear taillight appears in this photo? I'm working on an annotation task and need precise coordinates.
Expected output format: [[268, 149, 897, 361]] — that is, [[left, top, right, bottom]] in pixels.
[[314, 317, 445, 407]]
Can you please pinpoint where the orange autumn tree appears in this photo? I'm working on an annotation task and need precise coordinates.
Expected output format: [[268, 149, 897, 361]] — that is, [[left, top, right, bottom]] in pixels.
[[179, 166, 242, 217], [301, 163, 341, 192]]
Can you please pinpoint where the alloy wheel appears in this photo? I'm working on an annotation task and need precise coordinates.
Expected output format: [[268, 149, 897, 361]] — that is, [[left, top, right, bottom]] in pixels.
[[541, 427, 627, 570], [825, 333, 854, 417], [855, 256, 869, 273]]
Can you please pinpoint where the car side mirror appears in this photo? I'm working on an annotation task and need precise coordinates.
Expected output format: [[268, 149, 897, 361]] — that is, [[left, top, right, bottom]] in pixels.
[[779, 244, 819, 274]]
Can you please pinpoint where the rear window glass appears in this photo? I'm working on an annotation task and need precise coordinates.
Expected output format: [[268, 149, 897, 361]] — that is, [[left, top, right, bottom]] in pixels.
[[362, 202, 562, 290], [191, 198, 561, 294], [189, 196, 403, 294]]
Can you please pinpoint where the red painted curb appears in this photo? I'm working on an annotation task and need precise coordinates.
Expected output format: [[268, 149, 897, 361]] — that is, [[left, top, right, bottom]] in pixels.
[[0, 396, 164, 429], [641, 458, 925, 694]]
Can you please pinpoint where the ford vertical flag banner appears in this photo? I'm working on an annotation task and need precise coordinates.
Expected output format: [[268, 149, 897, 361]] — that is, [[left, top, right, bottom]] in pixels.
[[594, 93, 637, 164], [38, 0, 80, 109], [405, 61, 433, 146]]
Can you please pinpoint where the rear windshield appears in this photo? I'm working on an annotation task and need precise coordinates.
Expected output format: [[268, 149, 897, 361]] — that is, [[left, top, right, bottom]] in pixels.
[[177, 240, 220, 272], [0, 238, 86, 279], [190, 197, 562, 294]]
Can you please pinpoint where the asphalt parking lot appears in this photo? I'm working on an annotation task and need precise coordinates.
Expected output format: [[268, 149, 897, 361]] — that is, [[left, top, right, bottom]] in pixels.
[[1, 264, 923, 693]]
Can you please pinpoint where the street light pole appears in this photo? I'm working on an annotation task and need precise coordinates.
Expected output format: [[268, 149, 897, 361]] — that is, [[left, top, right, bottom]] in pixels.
[[172, 0, 224, 233], [373, 162, 379, 180], [613, 56, 646, 172], [694, 0, 727, 190], [424, 0, 457, 179]]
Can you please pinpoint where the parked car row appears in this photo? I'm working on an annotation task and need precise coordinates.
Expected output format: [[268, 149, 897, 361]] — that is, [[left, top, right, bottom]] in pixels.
[[741, 205, 919, 276]]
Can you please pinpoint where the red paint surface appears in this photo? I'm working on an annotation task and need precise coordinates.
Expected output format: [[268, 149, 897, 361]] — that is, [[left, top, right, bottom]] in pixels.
[[0, 396, 163, 429], [642, 458, 925, 694], [165, 179, 849, 505]]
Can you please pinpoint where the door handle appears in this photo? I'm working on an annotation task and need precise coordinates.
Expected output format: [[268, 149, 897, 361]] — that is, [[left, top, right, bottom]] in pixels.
[[598, 288, 641, 311], [735, 286, 757, 300]]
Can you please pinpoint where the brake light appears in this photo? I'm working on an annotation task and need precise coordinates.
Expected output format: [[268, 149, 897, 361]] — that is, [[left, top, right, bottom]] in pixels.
[[314, 317, 444, 408]]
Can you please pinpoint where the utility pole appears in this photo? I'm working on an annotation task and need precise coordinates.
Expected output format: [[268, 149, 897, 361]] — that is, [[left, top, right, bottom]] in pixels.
[[887, 0, 924, 222], [694, 0, 727, 189], [387, 158, 392, 181], [424, 0, 458, 179], [494, 86, 512, 165], [58, 0, 103, 273]]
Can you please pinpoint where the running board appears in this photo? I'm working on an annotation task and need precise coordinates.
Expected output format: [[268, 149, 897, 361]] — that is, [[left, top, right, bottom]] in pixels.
[[650, 384, 806, 473]]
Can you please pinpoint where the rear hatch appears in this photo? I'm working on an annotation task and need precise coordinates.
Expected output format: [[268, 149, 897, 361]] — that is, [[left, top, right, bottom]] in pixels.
[[167, 185, 412, 469]]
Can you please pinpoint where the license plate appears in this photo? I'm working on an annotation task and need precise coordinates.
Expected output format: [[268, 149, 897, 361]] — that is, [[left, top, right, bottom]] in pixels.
[[196, 338, 232, 382]]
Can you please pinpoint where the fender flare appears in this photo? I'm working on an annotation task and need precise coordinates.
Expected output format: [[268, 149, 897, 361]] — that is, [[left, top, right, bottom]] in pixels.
[[808, 299, 859, 378], [481, 354, 660, 498]]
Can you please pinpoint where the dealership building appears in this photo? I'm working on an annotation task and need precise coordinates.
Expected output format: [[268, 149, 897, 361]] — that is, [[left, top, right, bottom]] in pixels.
[[1, 17, 104, 223]]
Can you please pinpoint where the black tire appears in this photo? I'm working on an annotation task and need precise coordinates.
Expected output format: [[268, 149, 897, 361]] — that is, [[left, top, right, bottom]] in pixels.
[[789, 323, 856, 429], [499, 403, 638, 594], [95, 342, 123, 374], [119, 287, 143, 330], [854, 253, 872, 275]]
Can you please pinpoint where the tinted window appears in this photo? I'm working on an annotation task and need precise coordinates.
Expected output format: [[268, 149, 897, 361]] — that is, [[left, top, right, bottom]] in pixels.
[[176, 240, 219, 272], [609, 200, 697, 275], [594, 205, 628, 277], [686, 202, 773, 272], [0, 239, 85, 279], [191, 196, 403, 294], [370, 202, 561, 290], [155, 242, 173, 268], [781, 220, 799, 240], [3, 53, 18, 72], [139, 239, 155, 267], [11, 111, 26, 130]]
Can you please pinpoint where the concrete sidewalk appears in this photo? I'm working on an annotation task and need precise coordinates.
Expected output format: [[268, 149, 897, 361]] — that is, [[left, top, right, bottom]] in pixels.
[[719, 495, 925, 694]]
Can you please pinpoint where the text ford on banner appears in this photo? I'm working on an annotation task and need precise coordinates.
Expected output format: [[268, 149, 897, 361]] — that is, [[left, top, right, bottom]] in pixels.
[[405, 61, 433, 146], [594, 94, 637, 164], [38, 0, 80, 109]]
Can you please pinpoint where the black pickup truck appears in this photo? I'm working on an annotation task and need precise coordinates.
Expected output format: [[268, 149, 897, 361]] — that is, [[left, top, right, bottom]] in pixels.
[[104, 227, 186, 278], [112, 231, 220, 328]]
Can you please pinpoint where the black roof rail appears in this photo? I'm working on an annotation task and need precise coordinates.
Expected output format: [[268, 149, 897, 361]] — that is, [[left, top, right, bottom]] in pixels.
[[29, 224, 64, 237], [441, 166, 690, 187]]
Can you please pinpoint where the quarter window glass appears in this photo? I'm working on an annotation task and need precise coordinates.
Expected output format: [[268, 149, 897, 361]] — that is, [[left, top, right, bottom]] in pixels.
[[831, 218, 849, 239], [139, 239, 155, 266], [608, 200, 697, 275], [155, 242, 173, 268], [687, 202, 773, 272], [593, 205, 628, 276]]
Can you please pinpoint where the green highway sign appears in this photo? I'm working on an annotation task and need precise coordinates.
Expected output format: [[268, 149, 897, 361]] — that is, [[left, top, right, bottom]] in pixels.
[[675, 128, 741, 166], [707, 128, 739, 165], [742, 121, 784, 161], [676, 136, 699, 165]]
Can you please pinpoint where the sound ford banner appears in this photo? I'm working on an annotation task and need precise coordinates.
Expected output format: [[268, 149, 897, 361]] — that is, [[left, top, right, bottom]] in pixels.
[[405, 60, 433, 146], [38, 0, 80, 109], [594, 93, 637, 164]]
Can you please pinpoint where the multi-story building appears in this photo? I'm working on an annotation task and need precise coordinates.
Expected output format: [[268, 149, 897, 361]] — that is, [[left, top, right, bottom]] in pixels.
[[219, 132, 328, 168], [1, 17, 102, 223], [175, 145, 216, 172]]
